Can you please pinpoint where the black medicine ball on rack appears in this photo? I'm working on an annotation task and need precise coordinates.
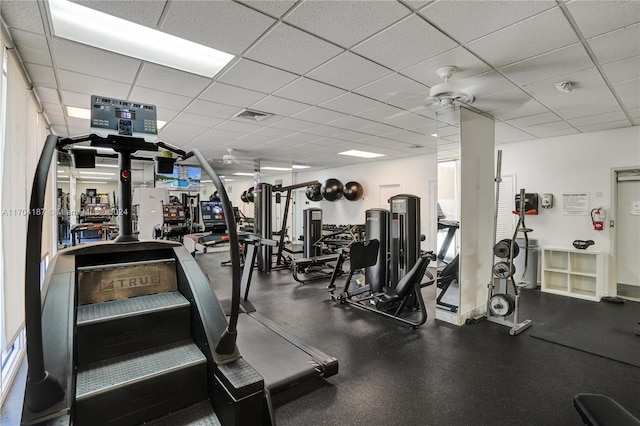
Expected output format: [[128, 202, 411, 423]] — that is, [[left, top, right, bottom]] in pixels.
[[321, 178, 344, 201], [306, 183, 323, 202], [343, 181, 363, 201]]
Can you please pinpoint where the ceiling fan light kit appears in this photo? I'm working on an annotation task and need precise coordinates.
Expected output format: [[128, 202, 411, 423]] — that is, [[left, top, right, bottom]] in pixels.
[[426, 66, 475, 108]]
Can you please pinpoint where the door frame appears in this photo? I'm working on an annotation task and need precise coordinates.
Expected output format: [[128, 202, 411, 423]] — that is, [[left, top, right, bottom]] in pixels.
[[609, 165, 640, 297]]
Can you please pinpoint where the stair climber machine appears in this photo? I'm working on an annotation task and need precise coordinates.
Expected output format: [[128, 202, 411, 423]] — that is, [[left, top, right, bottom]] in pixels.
[[483, 151, 533, 336], [21, 96, 276, 425]]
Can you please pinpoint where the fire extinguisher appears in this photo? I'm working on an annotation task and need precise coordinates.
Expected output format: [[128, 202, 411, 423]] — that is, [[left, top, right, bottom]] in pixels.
[[591, 208, 605, 231]]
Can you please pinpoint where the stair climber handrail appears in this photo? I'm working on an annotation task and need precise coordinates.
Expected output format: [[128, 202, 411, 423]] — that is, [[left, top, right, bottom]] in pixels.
[[186, 149, 242, 364], [24, 134, 65, 412]]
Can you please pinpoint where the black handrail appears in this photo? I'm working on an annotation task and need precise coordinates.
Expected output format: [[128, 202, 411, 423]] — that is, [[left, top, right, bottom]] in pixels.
[[24, 134, 65, 412], [188, 149, 241, 363]]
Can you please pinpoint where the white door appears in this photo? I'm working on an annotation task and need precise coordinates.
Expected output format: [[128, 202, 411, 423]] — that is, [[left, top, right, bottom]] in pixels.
[[616, 172, 640, 299]]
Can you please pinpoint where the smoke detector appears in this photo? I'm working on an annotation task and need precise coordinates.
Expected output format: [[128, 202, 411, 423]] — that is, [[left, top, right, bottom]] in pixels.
[[555, 81, 574, 93], [426, 66, 475, 108]]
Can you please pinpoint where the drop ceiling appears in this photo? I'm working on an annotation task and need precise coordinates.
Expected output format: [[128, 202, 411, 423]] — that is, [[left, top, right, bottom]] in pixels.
[[1, 0, 638, 174]]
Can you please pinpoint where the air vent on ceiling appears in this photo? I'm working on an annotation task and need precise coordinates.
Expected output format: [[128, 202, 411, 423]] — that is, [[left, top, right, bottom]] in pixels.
[[234, 109, 272, 121]]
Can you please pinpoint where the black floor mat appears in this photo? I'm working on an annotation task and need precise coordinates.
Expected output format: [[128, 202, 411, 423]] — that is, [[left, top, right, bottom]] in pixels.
[[530, 296, 640, 367]]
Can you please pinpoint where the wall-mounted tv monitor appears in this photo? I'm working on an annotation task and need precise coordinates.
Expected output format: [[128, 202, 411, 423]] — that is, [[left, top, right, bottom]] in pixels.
[[155, 165, 201, 191]]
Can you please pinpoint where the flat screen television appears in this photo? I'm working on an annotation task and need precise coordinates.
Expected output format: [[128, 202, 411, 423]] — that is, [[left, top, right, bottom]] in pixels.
[[155, 165, 201, 191]]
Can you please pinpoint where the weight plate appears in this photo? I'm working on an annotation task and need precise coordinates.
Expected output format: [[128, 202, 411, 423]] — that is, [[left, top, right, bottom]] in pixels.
[[492, 261, 515, 278], [493, 239, 520, 259], [489, 293, 515, 316]]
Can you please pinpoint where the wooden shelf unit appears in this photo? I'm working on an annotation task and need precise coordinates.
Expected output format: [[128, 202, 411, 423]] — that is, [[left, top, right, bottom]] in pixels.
[[541, 246, 604, 301]]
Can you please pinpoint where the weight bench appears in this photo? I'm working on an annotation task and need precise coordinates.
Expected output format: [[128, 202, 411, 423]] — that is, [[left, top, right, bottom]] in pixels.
[[292, 253, 343, 284], [574, 393, 640, 426]]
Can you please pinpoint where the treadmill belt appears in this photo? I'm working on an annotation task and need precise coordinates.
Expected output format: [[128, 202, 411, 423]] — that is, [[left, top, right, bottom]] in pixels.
[[236, 314, 318, 391]]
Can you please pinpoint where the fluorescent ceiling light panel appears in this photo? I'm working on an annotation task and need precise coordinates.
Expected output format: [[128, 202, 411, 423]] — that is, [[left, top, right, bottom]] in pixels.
[[67, 106, 91, 119], [78, 171, 115, 176], [261, 167, 292, 171], [233, 172, 255, 177], [96, 164, 119, 168], [80, 181, 108, 184], [157, 120, 167, 130], [292, 164, 311, 169], [338, 150, 385, 159], [48, 0, 235, 78]]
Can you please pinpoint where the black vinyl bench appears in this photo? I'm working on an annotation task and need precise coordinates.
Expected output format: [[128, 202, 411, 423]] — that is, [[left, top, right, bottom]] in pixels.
[[574, 393, 640, 426]]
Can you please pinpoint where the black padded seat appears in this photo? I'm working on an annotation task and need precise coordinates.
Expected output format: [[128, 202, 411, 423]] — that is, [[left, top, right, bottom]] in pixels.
[[380, 253, 433, 304], [573, 393, 640, 426]]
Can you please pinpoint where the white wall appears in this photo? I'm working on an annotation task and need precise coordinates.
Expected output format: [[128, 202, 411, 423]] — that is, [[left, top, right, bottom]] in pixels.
[[498, 125, 640, 291]]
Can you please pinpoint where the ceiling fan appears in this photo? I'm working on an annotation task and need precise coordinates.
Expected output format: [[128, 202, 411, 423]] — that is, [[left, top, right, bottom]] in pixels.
[[425, 66, 475, 110]]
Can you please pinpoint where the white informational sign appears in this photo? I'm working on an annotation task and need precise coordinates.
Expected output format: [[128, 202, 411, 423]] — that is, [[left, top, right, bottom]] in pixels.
[[562, 192, 590, 215], [631, 200, 640, 216]]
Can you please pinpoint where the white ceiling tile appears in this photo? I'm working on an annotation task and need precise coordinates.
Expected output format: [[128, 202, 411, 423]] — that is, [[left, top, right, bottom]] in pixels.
[[235, 132, 276, 145], [136, 63, 212, 97], [237, 0, 297, 18], [614, 78, 640, 97], [359, 123, 404, 137], [354, 73, 428, 104], [281, 132, 322, 144], [303, 125, 344, 138], [575, 120, 632, 133], [554, 101, 623, 120], [523, 120, 573, 133], [386, 113, 435, 131], [495, 123, 536, 143], [353, 15, 457, 70], [173, 113, 225, 128], [355, 104, 406, 122], [199, 82, 267, 107], [158, 122, 209, 147], [522, 68, 605, 101], [498, 44, 593, 86], [506, 112, 562, 128], [285, 1, 410, 48], [130, 86, 194, 111], [251, 96, 311, 117], [567, 110, 628, 127], [60, 90, 93, 108], [218, 59, 298, 93], [420, 1, 555, 44], [489, 99, 550, 121], [329, 116, 376, 131], [466, 8, 579, 67], [58, 69, 132, 98], [527, 127, 579, 139], [183, 99, 243, 119], [620, 92, 640, 110], [382, 95, 431, 116], [400, 47, 491, 86], [23, 63, 57, 88], [268, 118, 317, 132], [42, 102, 64, 117], [245, 23, 343, 75], [384, 130, 430, 144], [52, 38, 141, 84], [156, 108, 181, 123], [35, 86, 60, 104], [320, 93, 382, 115], [51, 125, 69, 137], [543, 85, 618, 110], [334, 131, 370, 142], [72, 0, 166, 28], [216, 119, 263, 135], [162, 1, 275, 55], [11, 30, 51, 66], [291, 107, 346, 124], [566, 0, 640, 39], [274, 78, 345, 105], [601, 56, 640, 83], [2, 1, 45, 33], [256, 125, 297, 138], [588, 24, 640, 65], [307, 52, 393, 91], [192, 128, 241, 145]]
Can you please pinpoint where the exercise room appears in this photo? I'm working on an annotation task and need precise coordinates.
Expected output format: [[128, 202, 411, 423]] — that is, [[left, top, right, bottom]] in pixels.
[[0, 1, 639, 425]]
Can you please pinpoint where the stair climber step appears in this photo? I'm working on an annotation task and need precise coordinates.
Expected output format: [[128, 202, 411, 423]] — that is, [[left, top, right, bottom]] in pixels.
[[144, 400, 221, 426], [75, 341, 207, 426], [76, 291, 191, 365]]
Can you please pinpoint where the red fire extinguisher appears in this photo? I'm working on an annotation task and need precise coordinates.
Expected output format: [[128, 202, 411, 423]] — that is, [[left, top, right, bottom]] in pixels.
[[591, 208, 605, 231]]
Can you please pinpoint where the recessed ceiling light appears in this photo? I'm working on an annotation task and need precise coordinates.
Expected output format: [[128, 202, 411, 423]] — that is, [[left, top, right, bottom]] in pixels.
[[338, 150, 385, 159], [67, 106, 91, 119], [430, 133, 438, 137], [233, 172, 255, 177], [292, 164, 311, 169], [48, 0, 235, 78]]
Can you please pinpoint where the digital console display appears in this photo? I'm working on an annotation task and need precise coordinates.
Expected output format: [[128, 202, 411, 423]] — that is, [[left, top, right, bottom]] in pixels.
[[115, 108, 136, 120]]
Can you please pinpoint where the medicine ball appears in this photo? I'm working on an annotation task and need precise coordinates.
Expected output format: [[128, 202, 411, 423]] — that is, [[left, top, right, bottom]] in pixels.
[[246, 187, 255, 203], [241, 190, 248, 203], [321, 178, 343, 201], [343, 181, 363, 201], [306, 183, 323, 202]]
